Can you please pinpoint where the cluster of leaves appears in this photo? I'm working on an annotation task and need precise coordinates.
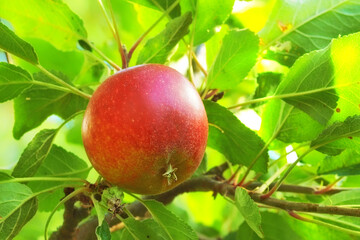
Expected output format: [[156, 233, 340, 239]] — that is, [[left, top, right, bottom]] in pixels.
[[1, 0, 360, 239]]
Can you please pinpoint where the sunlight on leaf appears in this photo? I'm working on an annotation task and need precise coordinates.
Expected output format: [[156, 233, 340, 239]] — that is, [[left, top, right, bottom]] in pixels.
[[0, 0, 87, 51], [275, 32, 360, 126], [330, 33, 360, 124], [181, 0, 234, 45], [259, 0, 360, 51], [207, 29, 259, 90], [275, 46, 336, 125]]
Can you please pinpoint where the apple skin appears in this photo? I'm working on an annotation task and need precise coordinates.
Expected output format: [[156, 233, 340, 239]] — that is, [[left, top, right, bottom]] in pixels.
[[82, 64, 208, 195]]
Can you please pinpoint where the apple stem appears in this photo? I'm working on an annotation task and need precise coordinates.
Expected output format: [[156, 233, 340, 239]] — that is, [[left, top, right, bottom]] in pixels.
[[162, 164, 178, 185], [106, 0, 128, 68]]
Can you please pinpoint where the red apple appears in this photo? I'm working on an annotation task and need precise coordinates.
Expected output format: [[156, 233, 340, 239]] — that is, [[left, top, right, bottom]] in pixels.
[[82, 64, 208, 194]]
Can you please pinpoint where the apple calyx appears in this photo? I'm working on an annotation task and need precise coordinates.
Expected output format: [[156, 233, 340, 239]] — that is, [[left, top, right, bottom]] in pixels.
[[162, 164, 178, 185]]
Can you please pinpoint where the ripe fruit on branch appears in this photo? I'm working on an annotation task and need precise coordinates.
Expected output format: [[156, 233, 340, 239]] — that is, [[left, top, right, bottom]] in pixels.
[[82, 64, 208, 194]]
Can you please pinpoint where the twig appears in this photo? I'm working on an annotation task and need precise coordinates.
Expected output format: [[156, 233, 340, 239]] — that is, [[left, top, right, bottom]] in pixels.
[[314, 176, 345, 194], [246, 181, 350, 195], [288, 211, 360, 236], [205, 162, 228, 177], [106, 0, 127, 68], [45, 187, 89, 240], [261, 148, 313, 199], [75, 176, 360, 239], [187, 0, 197, 86]]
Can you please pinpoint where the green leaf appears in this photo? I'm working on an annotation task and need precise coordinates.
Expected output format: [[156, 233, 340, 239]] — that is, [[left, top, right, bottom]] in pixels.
[[12, 129, 56, 178], [92, 197, 107, 226], [274, 32, 360, 126], [286, 211, 355, 240], [0, 22, 38, 64], [328, 32, 360, 124], [275, 45, 336, 125], [137, 12, 192, 64], [321, 190, 360, 229], [259, 0, 360, 51], [181, 0, 235, 45], [0, 63, 33, 102], [252, 72, 282, 107], [205, 101, 268, 173], [278, 108, 325, 143], [142, 199, 198, 240], [263, 45, 305, 67], [121, 218, 166, 240], [234, 188, 264, 238], [0, 0, 87, 51], [318, 149, 360, 176], [96, 220, 111, 240], [0, 183, 38, 239], [93, 195, 111, 240], [205, 25, 228, 70], [323, 189, 360, 206], [29, 145, 89, 181], [0, 172, 12, 181], [228, 212, 302, 240], [207, 29, 259, 90], [28, 145, 89, 211], [126, 0, 181, 18], [260, 100, 324, 144], [13, 72, 88, 139], [311, 115, 360, 156]]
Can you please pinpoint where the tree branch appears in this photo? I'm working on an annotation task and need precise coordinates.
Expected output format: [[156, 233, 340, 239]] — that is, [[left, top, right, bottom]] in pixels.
[[245, 181, 346, 195], [75, 175, 358, 239], [49, 188, 91, 240]]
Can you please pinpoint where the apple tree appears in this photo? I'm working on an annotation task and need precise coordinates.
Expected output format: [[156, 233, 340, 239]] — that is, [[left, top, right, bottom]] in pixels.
[[1, 0, 360, 239]]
